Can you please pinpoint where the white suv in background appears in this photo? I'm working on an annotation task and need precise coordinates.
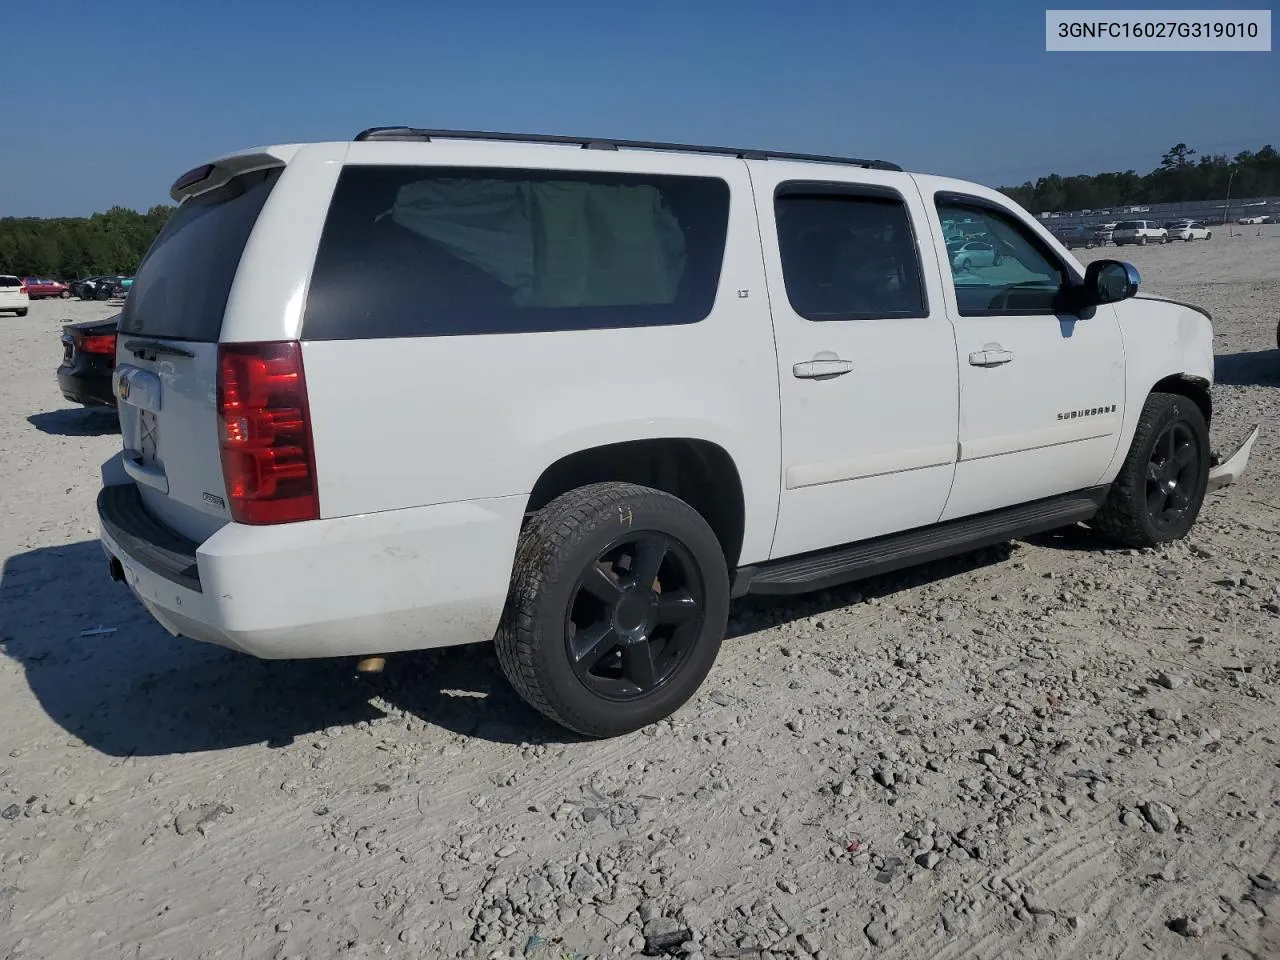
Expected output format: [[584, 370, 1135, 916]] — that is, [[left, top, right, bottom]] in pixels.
[[1112, 220, 1168, 245], [97, 127, 1258, 737], [0, 275, 30, 316]]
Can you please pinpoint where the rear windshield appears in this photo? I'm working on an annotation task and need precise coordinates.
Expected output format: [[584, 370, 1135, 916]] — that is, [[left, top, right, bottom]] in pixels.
[[0, 277, 20, 287], [119, 168, 280, 341], [301, 165, 731, 340], [1115, 221, 1141, 230]]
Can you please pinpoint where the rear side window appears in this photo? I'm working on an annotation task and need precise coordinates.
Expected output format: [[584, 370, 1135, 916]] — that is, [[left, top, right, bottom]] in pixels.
[[774, 186, 927, 322], [301, 166, 731, 339], [119, 168, 281, 342]]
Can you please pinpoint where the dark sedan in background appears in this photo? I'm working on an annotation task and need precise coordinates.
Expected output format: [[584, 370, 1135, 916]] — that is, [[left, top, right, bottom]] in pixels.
[[58, 315, 119, 407]]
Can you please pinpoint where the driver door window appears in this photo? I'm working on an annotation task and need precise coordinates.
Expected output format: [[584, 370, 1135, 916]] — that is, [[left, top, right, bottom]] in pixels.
[[936, 200, 1069, 316], [934, 193, 1125, 521]]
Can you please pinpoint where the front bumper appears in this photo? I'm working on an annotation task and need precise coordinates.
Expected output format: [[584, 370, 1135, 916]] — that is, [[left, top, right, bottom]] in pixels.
[[1208, 424, 1260, 493]]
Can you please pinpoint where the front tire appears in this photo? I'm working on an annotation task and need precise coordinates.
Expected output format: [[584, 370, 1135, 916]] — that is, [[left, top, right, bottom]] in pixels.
[[495, 482, 730, 738], [1093, 393, 1210, 548], [59, 290, 70, 298]]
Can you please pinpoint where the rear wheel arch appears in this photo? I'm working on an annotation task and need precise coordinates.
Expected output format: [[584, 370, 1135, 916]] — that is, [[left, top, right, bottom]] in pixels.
[[525, 438, 747, 570]]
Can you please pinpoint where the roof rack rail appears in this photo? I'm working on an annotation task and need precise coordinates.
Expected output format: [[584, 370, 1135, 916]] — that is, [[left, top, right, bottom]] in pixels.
[[352, 126, 902, 172]]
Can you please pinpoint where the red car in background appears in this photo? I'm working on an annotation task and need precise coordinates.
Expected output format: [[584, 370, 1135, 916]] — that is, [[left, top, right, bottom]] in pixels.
[[22, 277, 71, 299]]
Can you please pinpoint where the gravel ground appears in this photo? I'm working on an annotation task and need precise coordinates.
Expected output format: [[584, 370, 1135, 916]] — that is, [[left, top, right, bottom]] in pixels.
[[2, 232, 1278, 960]]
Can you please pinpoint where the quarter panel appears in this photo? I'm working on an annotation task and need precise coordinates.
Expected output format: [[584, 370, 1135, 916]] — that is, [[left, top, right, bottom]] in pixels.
[[301, 157, 781, 565], [220, 142, 348, 343]]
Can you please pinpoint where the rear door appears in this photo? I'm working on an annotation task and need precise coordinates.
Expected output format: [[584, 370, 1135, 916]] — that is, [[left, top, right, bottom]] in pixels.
[[749, 162, 960, 559], [113, 166, 283, 542]]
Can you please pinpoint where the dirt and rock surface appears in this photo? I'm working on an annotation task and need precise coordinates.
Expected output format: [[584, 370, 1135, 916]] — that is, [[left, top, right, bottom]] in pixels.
[[2, 232, 1278, 960]]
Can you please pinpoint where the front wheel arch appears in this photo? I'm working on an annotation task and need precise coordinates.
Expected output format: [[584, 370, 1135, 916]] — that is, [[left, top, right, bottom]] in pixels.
[[1151, 373, 1211, 429]]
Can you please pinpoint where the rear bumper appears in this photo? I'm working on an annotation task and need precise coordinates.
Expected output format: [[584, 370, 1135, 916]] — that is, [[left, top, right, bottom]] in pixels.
[[58, 368, 116, 406], [97, 477, 526, 659]]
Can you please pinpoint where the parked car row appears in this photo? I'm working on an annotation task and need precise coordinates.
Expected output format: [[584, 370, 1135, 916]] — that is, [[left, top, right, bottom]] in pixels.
[[1112, 219, 1213, 245], [72, 276, 134, 300]]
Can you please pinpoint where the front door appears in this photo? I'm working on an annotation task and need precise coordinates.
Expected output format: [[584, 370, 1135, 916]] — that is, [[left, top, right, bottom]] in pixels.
[[749, 163, 960, 560], [924, 189, 1126, 520]]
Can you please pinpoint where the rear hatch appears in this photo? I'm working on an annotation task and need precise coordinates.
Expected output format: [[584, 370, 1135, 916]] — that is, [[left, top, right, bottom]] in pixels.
[[114, 166, 281, 543], [0, 275, 24, 306]]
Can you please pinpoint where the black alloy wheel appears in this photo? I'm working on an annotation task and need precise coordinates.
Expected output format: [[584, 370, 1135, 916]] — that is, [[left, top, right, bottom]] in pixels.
[[565, 533, 705, 702], [1145, 421, 1201, 535], [1093, 392, 1210, 548], [495, 482, 730, 738]]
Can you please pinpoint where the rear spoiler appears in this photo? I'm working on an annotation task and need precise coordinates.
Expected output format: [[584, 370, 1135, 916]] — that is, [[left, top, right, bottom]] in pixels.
[[169, 145, 303, 203]]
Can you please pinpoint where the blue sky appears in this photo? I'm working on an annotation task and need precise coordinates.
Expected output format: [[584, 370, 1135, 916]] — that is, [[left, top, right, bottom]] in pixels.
[[0, 0, 1275, 217]]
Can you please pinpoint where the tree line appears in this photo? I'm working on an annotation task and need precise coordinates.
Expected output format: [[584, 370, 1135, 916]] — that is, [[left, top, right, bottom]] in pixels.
[[999, 143, 1280, 215], [0, 205, 174, 280]]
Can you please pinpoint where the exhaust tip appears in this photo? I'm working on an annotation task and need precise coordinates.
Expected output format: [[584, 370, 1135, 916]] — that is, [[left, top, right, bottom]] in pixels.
[[108, 557, 125, 583], [355, 656, 386, 674]]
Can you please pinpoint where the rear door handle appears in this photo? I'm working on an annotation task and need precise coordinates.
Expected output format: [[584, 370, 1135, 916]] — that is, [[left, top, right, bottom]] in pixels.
[[793, 358, 854, 379], [968, 347, 1015, 367]]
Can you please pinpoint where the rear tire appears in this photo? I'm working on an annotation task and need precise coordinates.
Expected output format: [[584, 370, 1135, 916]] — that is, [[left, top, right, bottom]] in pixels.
[[495, 482, 730, 738], [16, 309, 27, 317], [1092, 393, 1210, 548]]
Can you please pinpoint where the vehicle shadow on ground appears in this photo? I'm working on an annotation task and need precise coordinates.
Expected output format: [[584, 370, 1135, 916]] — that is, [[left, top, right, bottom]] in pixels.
[[27, 408, 120, 437], [0, 539, 566, 757], [1214, 349, 1280, 387], [1, 536, 1038, 758]]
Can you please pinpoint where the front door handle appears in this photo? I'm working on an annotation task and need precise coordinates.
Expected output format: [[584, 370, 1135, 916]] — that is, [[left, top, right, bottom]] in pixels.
[[968, 346, 1015, 367], [793, 358, 854, 379]]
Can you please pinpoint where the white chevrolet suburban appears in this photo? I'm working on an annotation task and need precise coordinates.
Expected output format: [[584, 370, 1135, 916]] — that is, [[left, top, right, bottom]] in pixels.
[[98, 127, 1259, 737]]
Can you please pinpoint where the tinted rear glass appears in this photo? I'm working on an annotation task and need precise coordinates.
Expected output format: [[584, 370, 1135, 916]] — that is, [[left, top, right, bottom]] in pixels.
[[0, 277, 20, 287], [301, 165, 731, 340], [119, 168, 280, 342], [1115, 221, 1140, 229]]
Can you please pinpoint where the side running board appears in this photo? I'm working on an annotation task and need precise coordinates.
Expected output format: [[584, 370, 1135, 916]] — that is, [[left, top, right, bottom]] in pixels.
[[734, 487, 1109, 597]]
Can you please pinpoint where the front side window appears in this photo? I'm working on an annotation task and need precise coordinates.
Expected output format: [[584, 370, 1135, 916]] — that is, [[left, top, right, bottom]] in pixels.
[[935, 197, 1069, 316], [774, 187, 927, 322], [301, 166, 731, 339]]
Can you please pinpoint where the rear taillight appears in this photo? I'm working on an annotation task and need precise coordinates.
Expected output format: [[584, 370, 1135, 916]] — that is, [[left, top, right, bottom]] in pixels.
[[18, 284, 27, 295], [216, 341, 319, 525], [79, 333, 116, 355]]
